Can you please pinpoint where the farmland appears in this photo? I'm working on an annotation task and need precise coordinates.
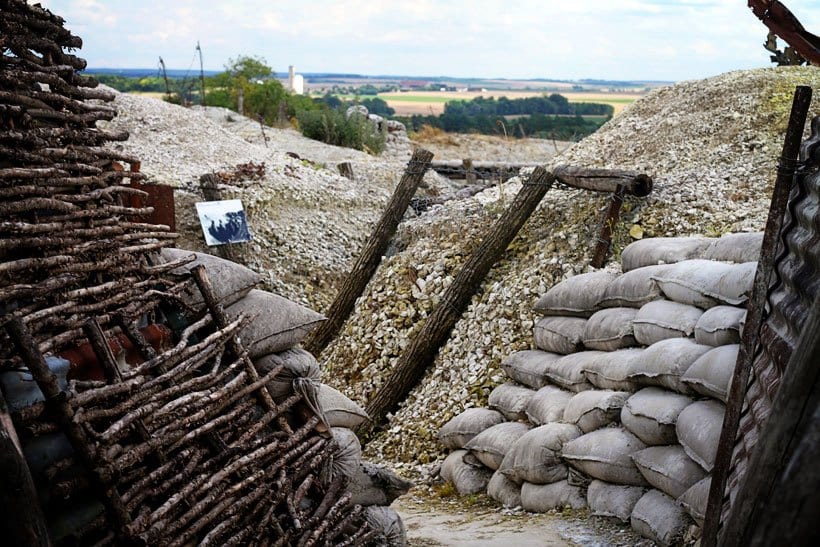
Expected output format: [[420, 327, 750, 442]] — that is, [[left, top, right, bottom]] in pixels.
[[377, 90, 644, 116]]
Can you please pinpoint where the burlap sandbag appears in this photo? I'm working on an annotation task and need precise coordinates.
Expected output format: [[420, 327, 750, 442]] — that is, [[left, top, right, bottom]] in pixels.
[[520, 480, 587, 512], [525, 385, 574, 425], [599, 264, 670, 308], [560, 428, 649, 486], [501, 350, 562, 389], [316, 383, 369, 428], [226, 289, 326, 358], [347, 462, 413, 506], [631, 445, 707, 499], [330, 427, 361, 480], [583, 348, 643, 392], [627, 338, 712, 394], [438, 408, 505, 450], [563, 390, 630, 433], [632, 300, 703, 346], [254, 347, 320, 399], [653, 259, 756, 309], [498, 423, 581, 485], [702, 232, 763, 263], [677, 476, 711, 526], [676, 400, 725, 472], [620, 387, 693, 445], [681, 344, 738, 402], [694, 305, 745, 347], [363, 506, 407, 547], [440, 450, 493, 495], [161, 247, 261, 309], [587, 480, 646, 522], [631, 489, 692, 547], [544, 351, 602, 392], [488, 382, 537, 421], [533, 316, 587, 355], [464, 422, 531, 470], [533, 271, 618, 317], [487, 470, 522, 508], [621, 237, 711, 272], [582, 308, 639, 351]]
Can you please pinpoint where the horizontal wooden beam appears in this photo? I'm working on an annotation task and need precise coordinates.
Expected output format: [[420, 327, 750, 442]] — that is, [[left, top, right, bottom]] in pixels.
[[553, 164, 653, 197]]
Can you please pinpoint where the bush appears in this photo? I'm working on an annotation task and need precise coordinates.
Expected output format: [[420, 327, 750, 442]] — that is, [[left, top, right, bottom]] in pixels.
[[297, 108, 385, 154]]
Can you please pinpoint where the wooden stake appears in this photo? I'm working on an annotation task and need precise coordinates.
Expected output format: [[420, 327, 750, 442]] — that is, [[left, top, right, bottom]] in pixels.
[[590, 184, 625, 268], [303, 148, 434, 356], [359, 166, 555, 438]]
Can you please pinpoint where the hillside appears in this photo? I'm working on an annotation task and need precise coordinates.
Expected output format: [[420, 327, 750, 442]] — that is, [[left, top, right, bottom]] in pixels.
[[106, 66, 820, 468]]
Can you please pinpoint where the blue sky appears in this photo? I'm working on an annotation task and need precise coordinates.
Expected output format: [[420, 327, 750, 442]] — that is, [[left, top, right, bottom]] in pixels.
[[36, 0, 820, 82]]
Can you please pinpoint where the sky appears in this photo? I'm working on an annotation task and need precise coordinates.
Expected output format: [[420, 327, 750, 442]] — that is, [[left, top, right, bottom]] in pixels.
[[34, 0, 820, 82]]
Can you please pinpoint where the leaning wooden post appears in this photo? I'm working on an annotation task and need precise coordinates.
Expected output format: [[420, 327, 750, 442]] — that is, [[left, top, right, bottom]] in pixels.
[[337, 162, 355, 180], [701, 84, 813, 547], [590, 184, 626, 268], [359, 167, 555, 438], [304, 148, 434, 356], [198, 173, 237, 263]]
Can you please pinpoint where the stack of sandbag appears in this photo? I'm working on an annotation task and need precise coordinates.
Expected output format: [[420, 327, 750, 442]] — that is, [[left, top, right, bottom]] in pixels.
[[436, 233, 759, 546], [161, 249, 412, 545]]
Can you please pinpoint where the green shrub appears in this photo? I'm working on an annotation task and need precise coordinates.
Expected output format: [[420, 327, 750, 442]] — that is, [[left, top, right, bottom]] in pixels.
[[297, 108, 385, 154]]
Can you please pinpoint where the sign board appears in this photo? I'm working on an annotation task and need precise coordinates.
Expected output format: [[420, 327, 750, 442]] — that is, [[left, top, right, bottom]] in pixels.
[[195, 199, 252, 246]]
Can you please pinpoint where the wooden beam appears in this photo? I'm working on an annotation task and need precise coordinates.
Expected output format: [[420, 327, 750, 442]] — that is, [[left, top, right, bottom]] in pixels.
[[553, 165, 653, 197]]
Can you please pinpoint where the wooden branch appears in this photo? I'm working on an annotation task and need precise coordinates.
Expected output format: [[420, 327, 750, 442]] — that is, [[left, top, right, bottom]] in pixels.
[[360, 166, 555, 437], [553, 164, 653, 196], [304, 148, 434, 356]]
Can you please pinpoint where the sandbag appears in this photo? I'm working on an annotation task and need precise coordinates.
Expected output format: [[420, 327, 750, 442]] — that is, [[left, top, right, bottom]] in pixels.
[[544, 351, 603, 392], [520, 480, 587, 512], [487, 471, 522, 508], [226, 289, 326, 358], [438, 408, 505, 450], [525, 385, 574, 425], [621, 237, 711, 272], [620, 387, 693, 445], [587, 480, 645, 522], [464, 422, 531, 470], [627, 338, 712, 394], [654, 260, 756, 309], [694, 305, 745, 346], [533, 271, 617, 317], [678, 476, 711, 526], [488, 382, 536, 421], [330, 427, 361, 480], [681, 344, 738, 403], [440, 450, 493, 495], [599, 264, 670, 308], [498, 423, 581, 485], [563, 390, 629, 433], [702, 232, 763, 263], [161, 248, 262, 309], [363, 506, 407, 547], [583, 348, 643, 392], [582, 308, 639, 351], [676, 400, 725, 472], [347, 462, 413, 506], [632, 300, 703, 346], [631, 489, 692, 547], [533, 316, 587, 354], [560, 428, 649, 486], [501, 350, 562, 389], [631, 445, 707, 499], [254, 348, 320, 399], [316, 383, 369, 428]]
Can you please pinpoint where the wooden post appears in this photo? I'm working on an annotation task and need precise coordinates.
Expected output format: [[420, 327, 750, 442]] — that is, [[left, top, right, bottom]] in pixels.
[[718, 292, 820, 546], [701, 85, 813, 547], [337, 162, 355, 181], [463, 158, 477, 185], [590, 184, 625, 268], [0, 390, 49, 546], [553, 165, 653, 197], [198, 173, 237, 263], [303, 149, 434, 356], [359, 167, 555, 438]]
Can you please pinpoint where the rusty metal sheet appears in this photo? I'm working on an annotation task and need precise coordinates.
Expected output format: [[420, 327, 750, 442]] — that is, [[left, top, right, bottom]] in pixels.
[[126, 181, 176, 231]]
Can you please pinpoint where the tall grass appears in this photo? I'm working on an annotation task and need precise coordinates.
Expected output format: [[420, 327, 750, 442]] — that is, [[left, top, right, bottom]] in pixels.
[[296, 108, 386, 154]]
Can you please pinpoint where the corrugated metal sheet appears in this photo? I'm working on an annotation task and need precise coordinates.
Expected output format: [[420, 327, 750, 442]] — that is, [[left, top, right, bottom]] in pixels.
[[718, 116, 820, 537]]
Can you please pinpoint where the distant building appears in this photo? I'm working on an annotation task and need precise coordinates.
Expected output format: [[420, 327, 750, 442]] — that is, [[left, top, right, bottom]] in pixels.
[[287, 65, 305, 95]]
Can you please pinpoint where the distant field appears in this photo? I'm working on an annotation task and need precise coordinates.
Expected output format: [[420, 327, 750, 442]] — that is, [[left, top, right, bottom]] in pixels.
[[378, 90, 643, 116]]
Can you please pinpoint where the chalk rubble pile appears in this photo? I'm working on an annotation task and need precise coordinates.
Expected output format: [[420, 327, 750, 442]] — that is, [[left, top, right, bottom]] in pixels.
[[437, 232, 761, 546]]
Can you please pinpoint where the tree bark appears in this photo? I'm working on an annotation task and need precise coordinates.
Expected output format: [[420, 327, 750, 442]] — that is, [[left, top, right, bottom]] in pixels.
[[303, 148, 434, 356], [359, 167, 555, 437]]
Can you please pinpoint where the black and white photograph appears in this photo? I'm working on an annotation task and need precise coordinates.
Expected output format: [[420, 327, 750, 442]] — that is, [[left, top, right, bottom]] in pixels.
[[195, 199, 252, 246]]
